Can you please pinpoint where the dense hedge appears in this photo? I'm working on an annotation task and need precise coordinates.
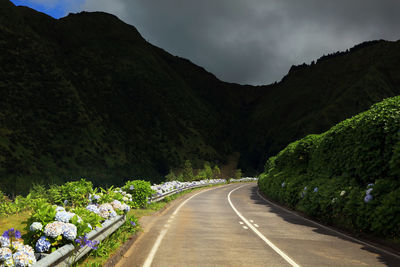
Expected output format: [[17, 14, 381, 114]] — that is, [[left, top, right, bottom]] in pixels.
[[258, 96, 400, 239]]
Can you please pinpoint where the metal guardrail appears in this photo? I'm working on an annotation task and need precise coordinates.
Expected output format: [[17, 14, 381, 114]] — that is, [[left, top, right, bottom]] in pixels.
[[33, 181, 226, 266], [33, 215, 126, 267], [151, 183, 214, 202]]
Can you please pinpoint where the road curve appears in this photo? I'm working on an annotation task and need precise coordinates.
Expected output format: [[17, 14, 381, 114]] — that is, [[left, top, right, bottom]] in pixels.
[[116, 183, 400, 267]]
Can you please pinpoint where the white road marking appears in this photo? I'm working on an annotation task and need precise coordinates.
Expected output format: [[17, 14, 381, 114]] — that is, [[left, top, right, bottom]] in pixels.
[[256, 190, 400, 259], [243, 226, 249, 230], [239, 221, 244, 225], [254, 224, 259, 228], [143, 189, 214, 267], [228, 185, 300, 267]]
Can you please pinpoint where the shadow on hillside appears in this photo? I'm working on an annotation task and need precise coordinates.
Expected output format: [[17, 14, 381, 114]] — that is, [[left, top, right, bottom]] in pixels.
[[247, 185, 400, 267]]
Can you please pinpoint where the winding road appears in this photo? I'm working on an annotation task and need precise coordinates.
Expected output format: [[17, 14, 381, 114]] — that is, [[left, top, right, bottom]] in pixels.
[[116, 183, 400, 266]]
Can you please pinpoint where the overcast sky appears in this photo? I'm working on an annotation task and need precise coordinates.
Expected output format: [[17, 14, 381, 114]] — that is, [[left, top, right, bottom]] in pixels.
[[10, 0, 400, 85]]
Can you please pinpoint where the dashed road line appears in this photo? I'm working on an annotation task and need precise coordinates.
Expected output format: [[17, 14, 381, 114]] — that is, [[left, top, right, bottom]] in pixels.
[[228, 185, 300, 267]]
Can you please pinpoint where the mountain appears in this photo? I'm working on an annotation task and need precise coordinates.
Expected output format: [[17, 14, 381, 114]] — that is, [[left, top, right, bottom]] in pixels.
[[1, 0, 399, 195], [240, 40, 400, 171]]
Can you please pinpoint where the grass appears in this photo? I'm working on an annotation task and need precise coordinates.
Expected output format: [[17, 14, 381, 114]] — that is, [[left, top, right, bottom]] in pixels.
[[0, 210, 32, 235]]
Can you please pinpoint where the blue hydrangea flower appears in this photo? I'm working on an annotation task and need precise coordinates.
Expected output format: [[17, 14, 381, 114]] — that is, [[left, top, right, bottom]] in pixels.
[[313, 187, 318, 193], [129, 185, 134, 190], [109, 211, 117, 218], [366, 188, 373, 195], [367, 183, 374, 188], [364, 194, 373, 203], [29, 222, 43, 232], [86, 205, 99, 214], [35, 236, 51, 253], [62, 223, 77, 241], [44, 221, 64, 238], [281, 182, 285, 188]]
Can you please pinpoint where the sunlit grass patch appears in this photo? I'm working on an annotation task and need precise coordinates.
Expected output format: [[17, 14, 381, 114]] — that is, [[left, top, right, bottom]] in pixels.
[[0, 210, 31, 235]]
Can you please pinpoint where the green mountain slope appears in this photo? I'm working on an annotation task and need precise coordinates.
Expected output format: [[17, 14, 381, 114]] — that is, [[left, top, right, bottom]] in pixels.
[[1, 0, 400, 195], [241, 40, 400, 170]]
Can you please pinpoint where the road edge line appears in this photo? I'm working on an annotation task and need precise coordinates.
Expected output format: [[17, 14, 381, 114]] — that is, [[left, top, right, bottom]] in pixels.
[[256, 189, 400, 259], [143, 186, 221, 267]]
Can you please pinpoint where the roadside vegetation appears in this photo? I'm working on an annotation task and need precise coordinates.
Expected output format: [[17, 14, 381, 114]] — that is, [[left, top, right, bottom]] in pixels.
[[0, 162, 242, 266], [258, 96, 400, 243]]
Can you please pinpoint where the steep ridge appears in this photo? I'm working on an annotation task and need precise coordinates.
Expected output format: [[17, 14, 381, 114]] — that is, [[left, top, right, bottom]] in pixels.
[[1, 0, 400, 194], [241, 40, 400, 170]]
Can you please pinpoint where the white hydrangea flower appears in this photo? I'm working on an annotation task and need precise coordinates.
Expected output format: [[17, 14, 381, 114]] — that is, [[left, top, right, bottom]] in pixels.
[[99, 209, 109, 219], [55, 211, 75, 223], [99, 203, 113, 211], [340, 190, 346, 196], [0, 247, 12, 261], [29, 222, 43, 232], [121, 203, 130, 212], [13, 250, 36, 266], [111, 200, 122, 210], [0, 236, 10, 247], [44, 221, 64, 238], [11, 241, 24, 251]]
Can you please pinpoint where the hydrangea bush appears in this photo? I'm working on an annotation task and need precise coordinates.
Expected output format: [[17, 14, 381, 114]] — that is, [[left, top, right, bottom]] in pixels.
[[0, 229, 36, 267], [259, 96, 400, 239]]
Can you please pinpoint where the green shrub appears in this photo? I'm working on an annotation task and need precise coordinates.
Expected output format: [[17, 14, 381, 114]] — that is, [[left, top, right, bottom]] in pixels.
[[47, 179, 93, 207], [122, 180, 154, 208], [258, 95, 400, 239]]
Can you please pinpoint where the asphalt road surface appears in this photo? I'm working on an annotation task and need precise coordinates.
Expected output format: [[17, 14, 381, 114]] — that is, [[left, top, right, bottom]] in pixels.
[[116, 183, 400, 267]]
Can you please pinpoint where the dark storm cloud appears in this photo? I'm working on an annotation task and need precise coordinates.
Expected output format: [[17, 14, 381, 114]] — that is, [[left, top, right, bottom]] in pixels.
[[78, 0, 400, 85]]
